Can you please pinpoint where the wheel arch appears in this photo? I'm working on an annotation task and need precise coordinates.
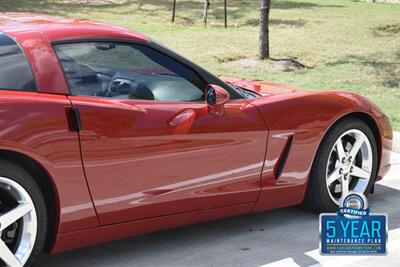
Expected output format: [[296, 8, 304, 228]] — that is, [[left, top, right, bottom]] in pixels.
[[321, 111, 382, 180], [0, 149, 59, 252]]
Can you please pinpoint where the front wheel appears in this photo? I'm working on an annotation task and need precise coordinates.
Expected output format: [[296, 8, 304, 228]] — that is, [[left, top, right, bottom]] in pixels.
[[304, 118, 378, 212], [0, 160, 47, 267]]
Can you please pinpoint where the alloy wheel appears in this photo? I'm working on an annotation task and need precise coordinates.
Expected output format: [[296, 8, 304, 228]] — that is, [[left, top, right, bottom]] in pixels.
[[325, 129, 373, 205], [0, 177, 37, 267]]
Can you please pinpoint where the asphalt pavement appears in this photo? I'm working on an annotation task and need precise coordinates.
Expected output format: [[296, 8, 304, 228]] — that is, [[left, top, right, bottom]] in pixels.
[[37, 152, 400, 267]]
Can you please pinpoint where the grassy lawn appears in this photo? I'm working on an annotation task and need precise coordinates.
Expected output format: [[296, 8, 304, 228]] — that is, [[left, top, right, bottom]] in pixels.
[[1, 0, 399, 130]]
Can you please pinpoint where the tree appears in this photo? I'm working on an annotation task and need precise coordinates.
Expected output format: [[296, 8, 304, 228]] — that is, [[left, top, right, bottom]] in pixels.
[[172, 0, 177, 22], [203, 0, 211, 27], [224, 0, 227, 28], [172, 0, 228, 28], [259, 0, 271, 60]]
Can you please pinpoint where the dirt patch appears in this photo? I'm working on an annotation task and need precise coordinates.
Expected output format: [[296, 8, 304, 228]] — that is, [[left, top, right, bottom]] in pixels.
[[213, 54, 248, 63], [228, 57, 311, 72], [373, 23, 400, 36]]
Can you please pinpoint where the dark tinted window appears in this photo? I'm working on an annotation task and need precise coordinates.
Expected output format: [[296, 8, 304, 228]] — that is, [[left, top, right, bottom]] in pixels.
[[0, 33, 36, 91], [54, 42, 206, 102]]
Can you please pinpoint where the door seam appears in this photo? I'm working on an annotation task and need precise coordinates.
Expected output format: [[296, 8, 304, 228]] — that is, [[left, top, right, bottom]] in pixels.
[[67, 96, 101, 225]]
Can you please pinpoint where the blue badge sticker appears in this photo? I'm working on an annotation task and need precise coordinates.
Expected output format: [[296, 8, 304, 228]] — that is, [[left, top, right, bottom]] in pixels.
[[320, 192, 388, 255]]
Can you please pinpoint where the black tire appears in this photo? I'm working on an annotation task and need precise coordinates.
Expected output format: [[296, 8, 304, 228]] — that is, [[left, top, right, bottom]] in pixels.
[[0, 159, 47, 267], [303, 118, 378, 213]]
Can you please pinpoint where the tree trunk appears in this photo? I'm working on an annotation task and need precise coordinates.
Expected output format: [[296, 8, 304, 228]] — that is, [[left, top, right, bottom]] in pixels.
[[203, 0, 210, 27], [172, 0, 177, 22], [224, 0, 227, 28], [259, 0, 271, 60]]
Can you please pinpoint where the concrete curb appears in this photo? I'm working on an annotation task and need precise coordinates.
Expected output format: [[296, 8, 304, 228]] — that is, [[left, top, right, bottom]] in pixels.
[[393, 131, 400, 153]]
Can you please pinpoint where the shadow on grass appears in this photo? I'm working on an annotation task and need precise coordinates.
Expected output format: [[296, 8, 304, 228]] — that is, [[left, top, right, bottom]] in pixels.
[[326, 52, 400, 89], [272, 0, 343, 9], [244, 18, 306, 27], [0, 0, 343, 23], [0, 0, 133, 15], [137, 0, 345, 13], [156, 0, 342, 26]]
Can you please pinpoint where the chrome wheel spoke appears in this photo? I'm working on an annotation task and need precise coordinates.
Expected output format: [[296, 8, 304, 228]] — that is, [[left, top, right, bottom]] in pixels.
[[351, 166, 371, 179], [327, 167, 341, 186], [335, 138, 346, 160], [0, 202, 33, 231], [341, 177, 350, 196], [0, 177, 37, 266], [0, 240, 23, 267], [348, 134, 366, 159]]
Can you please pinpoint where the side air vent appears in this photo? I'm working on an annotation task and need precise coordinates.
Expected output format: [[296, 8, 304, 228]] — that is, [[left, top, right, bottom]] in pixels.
[[274, 135, 293, 179]]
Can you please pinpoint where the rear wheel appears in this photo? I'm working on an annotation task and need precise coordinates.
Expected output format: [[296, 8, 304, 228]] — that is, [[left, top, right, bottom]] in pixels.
[[304, 118, 378, 212], [0, 160, 47, 267]]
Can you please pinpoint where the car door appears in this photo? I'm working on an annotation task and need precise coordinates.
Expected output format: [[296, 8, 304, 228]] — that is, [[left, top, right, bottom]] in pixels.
[[54, 41, 268, 225]]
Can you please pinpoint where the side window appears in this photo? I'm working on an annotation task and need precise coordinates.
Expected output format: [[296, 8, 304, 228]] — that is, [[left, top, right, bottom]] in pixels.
[[0, 33, 36, 91], [54, 42, 206, 102]]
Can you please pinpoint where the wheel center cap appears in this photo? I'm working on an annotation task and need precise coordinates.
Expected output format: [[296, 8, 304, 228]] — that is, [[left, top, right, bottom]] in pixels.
[[342, 161, 351, 174]]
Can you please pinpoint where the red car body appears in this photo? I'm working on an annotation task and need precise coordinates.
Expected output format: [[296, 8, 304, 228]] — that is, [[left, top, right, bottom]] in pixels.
[[0, 13, 392, 254]]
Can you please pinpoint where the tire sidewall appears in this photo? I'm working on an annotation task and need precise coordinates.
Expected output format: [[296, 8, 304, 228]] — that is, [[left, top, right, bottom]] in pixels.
[[306, 118, 378, 212], [0, 160, 47, 267]]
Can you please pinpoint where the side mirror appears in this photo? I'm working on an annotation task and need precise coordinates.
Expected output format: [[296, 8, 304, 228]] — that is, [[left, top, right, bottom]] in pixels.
[[206, 84, 230, 115]]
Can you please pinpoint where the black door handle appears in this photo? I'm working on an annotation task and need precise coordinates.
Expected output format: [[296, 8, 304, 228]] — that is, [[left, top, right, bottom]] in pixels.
[[65, 107, 82, 132]]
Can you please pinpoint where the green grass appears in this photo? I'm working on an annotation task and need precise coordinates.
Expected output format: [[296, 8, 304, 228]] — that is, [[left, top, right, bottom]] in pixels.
[[1, 0, 399, 129]]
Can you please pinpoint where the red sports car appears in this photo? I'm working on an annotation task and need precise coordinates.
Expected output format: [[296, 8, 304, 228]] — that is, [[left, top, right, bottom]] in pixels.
[[0, 13, 392, 267]]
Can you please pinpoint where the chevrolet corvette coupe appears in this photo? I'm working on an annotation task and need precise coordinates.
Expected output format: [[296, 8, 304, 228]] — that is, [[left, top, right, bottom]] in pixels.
[[0, 13, 393, 267]]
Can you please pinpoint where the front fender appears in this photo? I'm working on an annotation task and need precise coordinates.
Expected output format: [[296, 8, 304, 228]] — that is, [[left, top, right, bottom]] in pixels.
[[248, 90, 389, 212]]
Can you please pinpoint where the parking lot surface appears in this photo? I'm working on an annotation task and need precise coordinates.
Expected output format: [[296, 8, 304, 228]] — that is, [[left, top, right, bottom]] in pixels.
[[37, 152, 400, 267]]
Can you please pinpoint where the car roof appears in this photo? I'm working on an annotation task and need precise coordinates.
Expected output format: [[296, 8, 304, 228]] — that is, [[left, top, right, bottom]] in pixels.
[[0, 12, 149, 42]]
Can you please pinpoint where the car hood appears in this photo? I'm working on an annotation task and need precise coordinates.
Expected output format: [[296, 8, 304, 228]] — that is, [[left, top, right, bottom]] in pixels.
[[219, 76, 300, 97]]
